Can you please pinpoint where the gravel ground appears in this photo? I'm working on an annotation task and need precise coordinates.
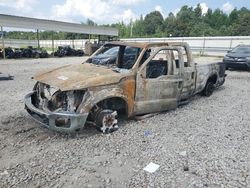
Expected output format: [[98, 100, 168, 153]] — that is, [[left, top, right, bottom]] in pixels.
[[0, 57, 249, 188]]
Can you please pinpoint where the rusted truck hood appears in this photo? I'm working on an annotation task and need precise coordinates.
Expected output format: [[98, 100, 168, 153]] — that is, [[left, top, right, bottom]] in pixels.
[[34, 63, 128, 91]]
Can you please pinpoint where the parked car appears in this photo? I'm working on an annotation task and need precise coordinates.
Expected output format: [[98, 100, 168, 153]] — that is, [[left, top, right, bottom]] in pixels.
[[89, 46, 119, 65], [25, 42, 226, 134], [88, 46, 139, 69], [223, 45, 250, 71]]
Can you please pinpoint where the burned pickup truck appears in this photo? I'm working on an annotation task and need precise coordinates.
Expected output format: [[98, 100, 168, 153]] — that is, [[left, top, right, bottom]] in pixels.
[[25, 42, 226, 133]]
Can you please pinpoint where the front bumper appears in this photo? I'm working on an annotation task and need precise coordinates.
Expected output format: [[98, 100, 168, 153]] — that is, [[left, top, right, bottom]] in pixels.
[[223, 60, 250, 70], [25, 92, 88, 133]]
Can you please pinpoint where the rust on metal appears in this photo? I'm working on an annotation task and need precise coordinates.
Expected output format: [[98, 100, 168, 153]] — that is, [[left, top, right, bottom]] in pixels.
[[34, 63, 129, 91], [121, 78, 136, 117], [25, 41, 226, 133]]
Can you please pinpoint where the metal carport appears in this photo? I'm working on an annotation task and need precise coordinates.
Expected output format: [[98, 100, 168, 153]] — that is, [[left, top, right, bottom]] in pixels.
[[0, 14, 118, 58]]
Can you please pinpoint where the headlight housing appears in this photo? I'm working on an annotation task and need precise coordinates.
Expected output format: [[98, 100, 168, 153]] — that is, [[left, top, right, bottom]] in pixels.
[[237, 57, 246, 61], [223, 55, 231, 61], [33, 82, 85, 113], [224, 55, 229, 59]]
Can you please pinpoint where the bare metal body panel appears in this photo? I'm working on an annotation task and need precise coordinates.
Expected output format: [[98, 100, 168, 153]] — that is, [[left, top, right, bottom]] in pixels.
[[25, 41, 226, 133]]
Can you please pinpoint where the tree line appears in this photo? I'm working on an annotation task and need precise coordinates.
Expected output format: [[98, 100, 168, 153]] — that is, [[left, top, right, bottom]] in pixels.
[[112, 5, 250, 38], [3, 5, 250, 40]]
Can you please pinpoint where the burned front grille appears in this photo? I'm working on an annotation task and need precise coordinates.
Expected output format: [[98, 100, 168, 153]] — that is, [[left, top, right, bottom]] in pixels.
[[33, 82, 85, 113]]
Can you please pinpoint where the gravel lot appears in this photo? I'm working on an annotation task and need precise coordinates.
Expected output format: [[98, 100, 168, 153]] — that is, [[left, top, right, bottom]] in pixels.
[[0, 57, 249, 188]]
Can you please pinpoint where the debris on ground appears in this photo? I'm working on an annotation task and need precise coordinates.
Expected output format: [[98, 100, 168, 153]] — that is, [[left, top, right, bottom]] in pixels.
[[179, 151, 187, 157], [144, 130, 153, 136], [0, 73, 14, 80], [143, 162, 160, 173]]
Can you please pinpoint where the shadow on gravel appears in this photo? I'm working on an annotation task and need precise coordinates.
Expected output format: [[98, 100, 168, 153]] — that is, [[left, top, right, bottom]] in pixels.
[[0, 114, 41, 137], [0, 113, 117, 139], [214, 85, 226, 92]]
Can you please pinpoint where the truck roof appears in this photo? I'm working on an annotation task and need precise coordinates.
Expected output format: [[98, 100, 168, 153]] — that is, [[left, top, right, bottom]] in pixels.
[[108, 41, 188, 49]]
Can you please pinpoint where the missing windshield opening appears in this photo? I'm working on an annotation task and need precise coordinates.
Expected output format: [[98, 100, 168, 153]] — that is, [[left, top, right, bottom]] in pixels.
[[87, 44, 142, 70]]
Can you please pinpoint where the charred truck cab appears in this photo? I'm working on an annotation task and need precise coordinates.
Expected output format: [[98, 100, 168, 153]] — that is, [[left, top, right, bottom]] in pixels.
[[25, 42, 226, 133]]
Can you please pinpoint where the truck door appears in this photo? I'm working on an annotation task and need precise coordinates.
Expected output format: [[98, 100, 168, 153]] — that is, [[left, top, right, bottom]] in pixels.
[[176, 46, 196, 99], [134, 47, 184, 115]]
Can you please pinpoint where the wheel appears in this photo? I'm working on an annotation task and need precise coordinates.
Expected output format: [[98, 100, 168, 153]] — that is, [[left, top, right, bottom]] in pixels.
[[202, 81, 214, 97], [95, 109, 118, 134]]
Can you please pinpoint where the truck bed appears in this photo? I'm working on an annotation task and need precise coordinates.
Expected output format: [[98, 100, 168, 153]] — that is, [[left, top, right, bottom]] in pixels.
[[194, 56, 222, 64], [195, 61, 226, 94]]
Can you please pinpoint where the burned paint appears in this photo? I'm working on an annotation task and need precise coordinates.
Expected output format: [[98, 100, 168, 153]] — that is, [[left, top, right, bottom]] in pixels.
[[25, 41, 226, 133], [122, 78, 136, 117]]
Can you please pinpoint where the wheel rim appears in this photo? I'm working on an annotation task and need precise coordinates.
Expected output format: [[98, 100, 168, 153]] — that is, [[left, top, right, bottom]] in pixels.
[[98, 110, 118, 133]]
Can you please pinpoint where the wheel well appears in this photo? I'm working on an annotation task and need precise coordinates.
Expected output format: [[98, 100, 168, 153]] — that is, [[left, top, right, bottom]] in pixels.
[[207, 74, 217, 84], [93, 97, 128, 116]]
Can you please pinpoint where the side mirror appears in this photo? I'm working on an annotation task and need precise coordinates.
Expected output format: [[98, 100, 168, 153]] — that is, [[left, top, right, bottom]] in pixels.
[[227, 50, 231, 53]]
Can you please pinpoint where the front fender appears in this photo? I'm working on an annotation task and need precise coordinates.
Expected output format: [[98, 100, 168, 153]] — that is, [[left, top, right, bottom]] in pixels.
[[78, 87, 129, 114]]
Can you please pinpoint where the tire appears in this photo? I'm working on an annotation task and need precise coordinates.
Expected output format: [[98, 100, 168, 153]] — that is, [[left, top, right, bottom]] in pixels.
[[201, 81, 214, 97], [95, 109, 118, 134]]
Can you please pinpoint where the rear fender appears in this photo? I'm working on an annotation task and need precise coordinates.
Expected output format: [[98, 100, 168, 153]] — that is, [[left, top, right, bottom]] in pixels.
[[205, 71, 219, 87]]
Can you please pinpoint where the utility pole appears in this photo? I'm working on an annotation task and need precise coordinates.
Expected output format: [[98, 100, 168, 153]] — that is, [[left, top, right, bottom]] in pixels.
[[52, 31, 54, 56], [130, 19, 133, 37], [202, 31, 205, 56], [36, 29, 40, 49], [1, 26, 5, 59]]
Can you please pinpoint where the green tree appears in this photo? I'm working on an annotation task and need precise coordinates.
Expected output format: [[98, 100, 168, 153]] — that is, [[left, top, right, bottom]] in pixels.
[[210, 9, 229, 28], [133, 15, 145, 37], [86, 19, 97, 26], [112, 22, 130, 38], [232, 12, 250, 35], [229, 9, 239, 24], [144, 11, 164, 36], [175, 5, 197, 36], [164, 12, 176, 36]]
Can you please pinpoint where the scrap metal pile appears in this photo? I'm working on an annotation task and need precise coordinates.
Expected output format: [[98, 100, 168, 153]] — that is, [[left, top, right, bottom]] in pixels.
[[0, 45, 85, 59], [0, 46, 49, 59], [53, 45, 84, 57]]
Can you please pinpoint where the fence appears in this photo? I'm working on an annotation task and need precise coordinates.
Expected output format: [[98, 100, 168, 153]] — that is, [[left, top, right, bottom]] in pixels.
[[121, 36, 250, 56], [1, 36, 250, 56], [2, 39, 97, 50]]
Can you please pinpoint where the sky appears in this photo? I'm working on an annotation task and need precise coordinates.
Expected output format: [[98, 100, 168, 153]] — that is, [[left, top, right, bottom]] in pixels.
[[0, 0, 249, 25]]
